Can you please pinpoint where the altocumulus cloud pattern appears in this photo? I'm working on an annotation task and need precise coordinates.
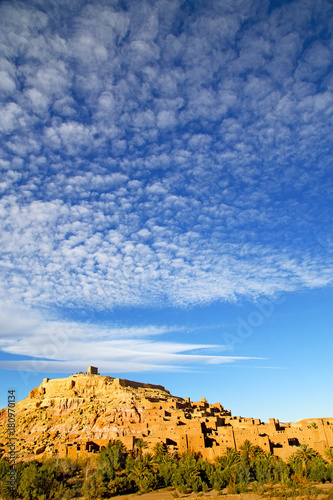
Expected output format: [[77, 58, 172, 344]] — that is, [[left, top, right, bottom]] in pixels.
[[0, 0, 332, 372]]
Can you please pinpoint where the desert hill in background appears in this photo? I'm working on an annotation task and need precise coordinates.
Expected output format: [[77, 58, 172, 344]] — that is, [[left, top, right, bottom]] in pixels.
[[1, 367, 332, 462]]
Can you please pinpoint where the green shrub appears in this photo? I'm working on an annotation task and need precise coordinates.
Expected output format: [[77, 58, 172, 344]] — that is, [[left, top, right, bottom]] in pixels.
[[172, 452, 207, 493], [17, 461, 63, 500], [272, 457, 290, 484], [236, 457, 252, 484], [209, 468, 228, 490], [0, 458, 14, 499], [98, 441, 127, 482], [308, 457, 328, 483], [107, 476, 133, 496], [157, 455, 177, 487], [327, 463, 333, 481], [81, 470, 106, 500]]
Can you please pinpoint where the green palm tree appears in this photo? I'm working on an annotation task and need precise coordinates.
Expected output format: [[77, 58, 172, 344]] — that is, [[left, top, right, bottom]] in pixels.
[[324, 447, 333, 463], [214, 448, 241, 487], [289, 444, 317, 473], [153, 441, 168, 460], [215, 447, 241, 470], [239, 440, 262, 463], [98, 439, 127, 481], [157, 453, 178, 487], [173, 452, 202, 493], [254, 451, 276, 483], [128, 453, 158, 492], [142, 452, 158, 472], [134, 438, 148, 459]]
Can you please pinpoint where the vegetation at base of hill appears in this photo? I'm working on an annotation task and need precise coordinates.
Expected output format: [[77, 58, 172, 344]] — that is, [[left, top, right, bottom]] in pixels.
[[0, 441, 333, 500]]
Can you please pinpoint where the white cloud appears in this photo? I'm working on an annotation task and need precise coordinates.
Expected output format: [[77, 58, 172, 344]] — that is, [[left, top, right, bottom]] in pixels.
[[0, 70, 16, 95], [0, 190, 330, 311], [0, 301, 259, 374], [0, 103, 22, 134], [0, 0, 332, 320], [26, 88, 49, 114], [157, 110, 177, 128]]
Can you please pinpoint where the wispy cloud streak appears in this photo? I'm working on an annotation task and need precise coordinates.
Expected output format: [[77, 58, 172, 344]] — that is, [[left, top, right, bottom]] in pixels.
[[0, 303, 260, 373], [0, 0, 332, 372]]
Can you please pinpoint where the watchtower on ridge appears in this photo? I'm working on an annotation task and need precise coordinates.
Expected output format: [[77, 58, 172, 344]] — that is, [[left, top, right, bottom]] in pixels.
[[87, 366, 99, 375]]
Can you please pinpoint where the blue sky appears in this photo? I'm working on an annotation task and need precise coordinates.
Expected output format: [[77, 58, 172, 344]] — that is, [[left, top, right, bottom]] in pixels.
[[0, 0, 332, 422]]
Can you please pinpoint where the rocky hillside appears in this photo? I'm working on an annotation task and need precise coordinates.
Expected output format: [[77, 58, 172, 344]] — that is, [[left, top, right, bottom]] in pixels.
[[0, 373, 183, 461]]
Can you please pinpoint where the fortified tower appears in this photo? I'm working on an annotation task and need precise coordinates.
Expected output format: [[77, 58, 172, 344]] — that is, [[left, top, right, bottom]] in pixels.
[[87, 366, 99, 375]]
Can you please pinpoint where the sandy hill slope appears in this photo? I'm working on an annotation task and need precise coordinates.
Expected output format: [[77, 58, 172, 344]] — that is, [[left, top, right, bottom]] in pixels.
[[0, 373, 183, 461]]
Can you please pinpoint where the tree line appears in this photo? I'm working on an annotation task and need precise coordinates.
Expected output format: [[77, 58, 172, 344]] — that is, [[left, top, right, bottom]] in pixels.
[[0, 439, 333, 499]]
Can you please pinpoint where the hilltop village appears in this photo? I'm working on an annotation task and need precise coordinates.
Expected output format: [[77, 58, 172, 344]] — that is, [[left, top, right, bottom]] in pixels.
[[1, 367, 333, 462]]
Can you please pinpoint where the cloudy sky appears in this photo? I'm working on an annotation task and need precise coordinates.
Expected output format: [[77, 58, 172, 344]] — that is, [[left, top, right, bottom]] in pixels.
[[0, 0, 332, 421]]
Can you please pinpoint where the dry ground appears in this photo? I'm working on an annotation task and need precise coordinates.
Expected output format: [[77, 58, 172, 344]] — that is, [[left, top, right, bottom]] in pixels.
[[103, 483, 333, 500], [100, 490, 262, 500]]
